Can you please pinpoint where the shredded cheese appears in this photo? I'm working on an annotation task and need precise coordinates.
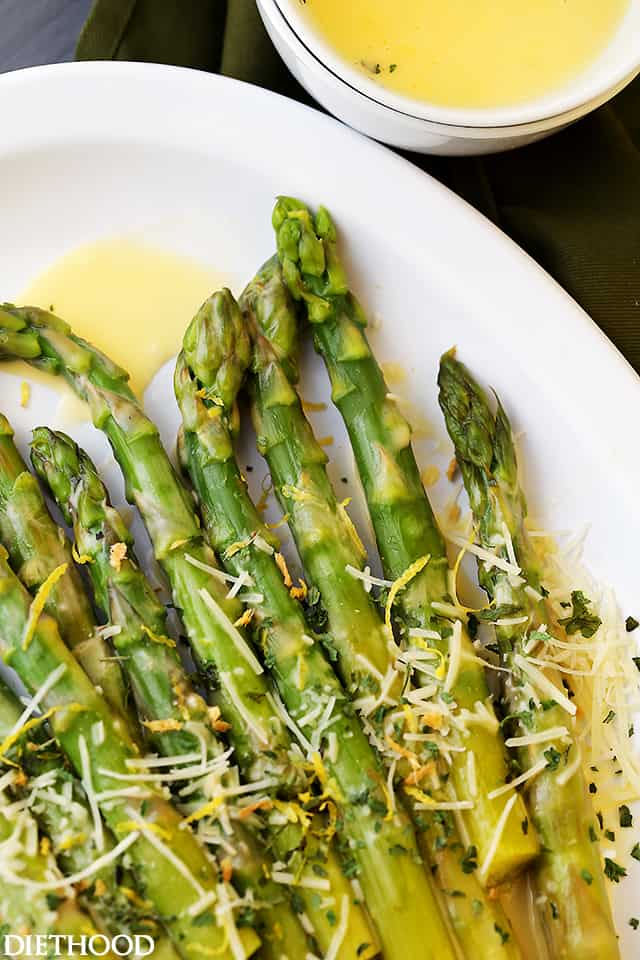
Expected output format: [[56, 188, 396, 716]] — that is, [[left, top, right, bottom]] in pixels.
[[478, 792, 519, 885], [78, 734, 104, 852], [345, 564, 393, 592], [325, 895, 349, 960], [505, 726, 570, 749], [444, 619, 462, 692], [513, 654, 576, 716], [487, 757, 549, 800], [199, 589, 264, 675]]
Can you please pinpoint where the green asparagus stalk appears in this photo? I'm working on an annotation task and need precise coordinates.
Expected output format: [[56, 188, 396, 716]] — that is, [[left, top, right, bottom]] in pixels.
[[241, 259, 525, 957], [0, 543, 260, 959], [30, 426, 309, 960], [0, 304, 370, 958], [175, 287, 457, 960], [270, 198, 537, 884], [0, 303, 296, 788], [0, 676, 181, 957], [0, 414, 129, 719], [438, 351, 619, 960]]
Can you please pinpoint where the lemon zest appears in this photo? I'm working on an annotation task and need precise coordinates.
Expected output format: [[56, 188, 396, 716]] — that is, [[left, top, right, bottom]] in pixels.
[[290, 579, 308, 601], [338, 497, 367, 560], [265, 514, 290, 531], [109, 542, 127, 571], [116, 820, 172, 842], [58, 832, 87, 852], [0, 705, 62, 758], [141, 624, 176, 648], [385, 555, 430, 631], [385, 735, 420, 766], [402, 703, 418, 734], [142, 718, 182, 733], [410, 637, 447, 680], [22, 563, 68, 650], [234, 608, 255, 629], [274, 552, 293, 588], [72, 543, 94, 565], [182, 796, 224, 826], [403, 785, 434, 807]]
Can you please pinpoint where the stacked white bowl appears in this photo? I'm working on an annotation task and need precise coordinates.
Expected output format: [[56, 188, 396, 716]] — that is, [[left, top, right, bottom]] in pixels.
[[257, 0, 640, 155]]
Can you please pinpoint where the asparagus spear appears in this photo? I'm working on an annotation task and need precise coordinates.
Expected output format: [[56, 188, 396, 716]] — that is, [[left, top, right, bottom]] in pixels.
[[175, 287, 456, 960], [0, 304, 369, 957], [30, 426, 309, 960], [269, 198, 537, 884], [0, 676, 181, 957], [0, 413, 129, 719], [241, 260, 525, 957], [438, 351, 620, 960], [0, 542, 260, 959]]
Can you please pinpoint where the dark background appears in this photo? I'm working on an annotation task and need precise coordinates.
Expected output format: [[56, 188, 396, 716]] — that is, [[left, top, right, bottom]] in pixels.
[[0, 0, 90, 71]]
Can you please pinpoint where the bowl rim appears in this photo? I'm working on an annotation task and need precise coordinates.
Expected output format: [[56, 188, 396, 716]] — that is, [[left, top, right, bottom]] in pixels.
[[271, 0, 640, 129]]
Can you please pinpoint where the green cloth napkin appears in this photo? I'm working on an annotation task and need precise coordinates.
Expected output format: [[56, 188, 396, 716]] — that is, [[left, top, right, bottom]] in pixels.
[[77, 0, 640, 370]]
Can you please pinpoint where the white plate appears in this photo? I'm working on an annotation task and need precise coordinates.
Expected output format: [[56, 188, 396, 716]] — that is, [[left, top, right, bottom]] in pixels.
[[1, 62, 639, 952]]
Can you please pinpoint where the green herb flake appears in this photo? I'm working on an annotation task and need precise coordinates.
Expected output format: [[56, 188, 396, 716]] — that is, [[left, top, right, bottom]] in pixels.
[[544, 746, 561, 771], [630, 918, 639, 931], [581, 869, 593, 885], [388, 843, 408, 856], [619, 805, 633, 828], [494, 924, 510, 945], [603, 858, 627, 883], [460, 845, 478, 874], [558, 590, 601, 638], [626, 616, 639, 632], [630, 843, 640, 861], [603, 710, 616, 724]]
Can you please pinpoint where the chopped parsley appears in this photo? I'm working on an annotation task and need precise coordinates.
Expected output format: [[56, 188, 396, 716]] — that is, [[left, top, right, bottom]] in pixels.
[[619, 805, 633, 828], [626, 616, 639, 632], [603, 858, 627, 883], [581, 869, 593, 885], [460, 845, 478, 874], [544, 746, 562, 771], [494, 924, 510, 945], [558, 590, 601, 638], [630, 918, 639, 931], [631, 843, 640, 861]]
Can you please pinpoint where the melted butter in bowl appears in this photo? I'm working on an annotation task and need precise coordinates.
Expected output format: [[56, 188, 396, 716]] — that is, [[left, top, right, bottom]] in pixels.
[[5, 239, 226, 423], [300, 0, 629, 109]]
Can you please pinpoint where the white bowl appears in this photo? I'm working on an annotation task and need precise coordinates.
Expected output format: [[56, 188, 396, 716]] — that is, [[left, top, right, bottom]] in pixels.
[[257, 0, 640, 155]]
